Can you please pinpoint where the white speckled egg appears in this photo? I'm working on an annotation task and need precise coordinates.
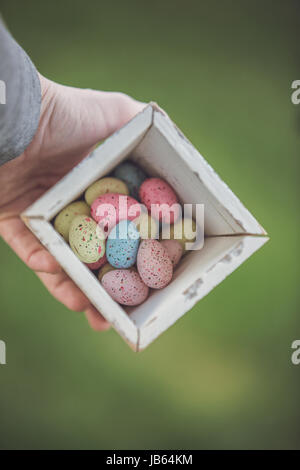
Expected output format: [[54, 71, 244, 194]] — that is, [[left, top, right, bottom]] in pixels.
[[54, 201, 90, 241], [101, 269, 149, 306], [160, 240, 183, 266], [85, 177, 129, 206], [137, 239, 173, 289], [69, 215, 105, 263]]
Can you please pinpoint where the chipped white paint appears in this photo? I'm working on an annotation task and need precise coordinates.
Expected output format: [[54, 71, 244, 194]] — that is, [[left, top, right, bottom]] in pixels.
[[132, 235, 268, 350], [22, 103, 268, 351]]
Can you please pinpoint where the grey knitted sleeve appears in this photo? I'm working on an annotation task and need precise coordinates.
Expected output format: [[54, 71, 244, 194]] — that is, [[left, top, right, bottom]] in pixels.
[[0, 19, 41, 166]]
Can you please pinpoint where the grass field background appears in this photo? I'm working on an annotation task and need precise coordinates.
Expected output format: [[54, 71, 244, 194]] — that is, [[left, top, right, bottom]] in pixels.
[[0, 0, 299, 449]]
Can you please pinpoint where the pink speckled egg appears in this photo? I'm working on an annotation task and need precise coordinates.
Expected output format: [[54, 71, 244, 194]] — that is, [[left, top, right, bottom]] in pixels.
[[101, 269, 149, 306], [137, 239, 173, 289], [91, 193, 141, 235], [139, 177, 180, 223], [85, 253, 107, 271], [160, 240, 183, 267]]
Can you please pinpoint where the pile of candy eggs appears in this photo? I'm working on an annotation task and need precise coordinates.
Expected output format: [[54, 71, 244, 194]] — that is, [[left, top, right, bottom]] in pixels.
[[54, 161, 196, 307]]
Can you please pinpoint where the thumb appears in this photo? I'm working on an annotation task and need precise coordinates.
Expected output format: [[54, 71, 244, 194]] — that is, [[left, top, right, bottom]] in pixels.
[[84, 90, 147, 142]]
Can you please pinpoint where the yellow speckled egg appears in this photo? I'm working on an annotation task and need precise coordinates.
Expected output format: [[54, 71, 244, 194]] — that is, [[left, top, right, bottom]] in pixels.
[[133, 213, 159, 239], [85, 177, 129, 206], [69, 215, 105, 263], [54, 201, 90, 241]]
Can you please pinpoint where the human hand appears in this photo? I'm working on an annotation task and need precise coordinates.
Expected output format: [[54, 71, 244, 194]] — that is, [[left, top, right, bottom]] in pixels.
[[0, 74, 145, 330]]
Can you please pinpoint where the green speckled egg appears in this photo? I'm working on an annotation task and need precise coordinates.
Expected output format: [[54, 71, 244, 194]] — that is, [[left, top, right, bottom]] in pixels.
[[85, 177, 129, 206], [69, 215, 105, 263], [54, 201, 90, 241], [113, 161, 147, 199]]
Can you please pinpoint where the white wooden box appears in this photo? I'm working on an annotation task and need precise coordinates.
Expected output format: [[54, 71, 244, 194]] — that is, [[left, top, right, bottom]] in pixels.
[[21, 103, 268, 351]]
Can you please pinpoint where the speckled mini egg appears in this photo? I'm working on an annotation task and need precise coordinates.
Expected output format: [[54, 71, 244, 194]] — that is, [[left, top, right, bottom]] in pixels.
[[137, 239, 173, 289], [139, 177, 180, 223], [101, 269, 149, 306], [160, 240, 183, 266], [54, 201, 90, 241], [91, 193, 141, 235], [113, 161, 147, 199], [85, 253, 107, 271], [161, 218, 197, 251], [133, 212, 159, 239], [85, 177, 129, 206], [98, 263, 116, 281], [69, 215, 105, 263], [106, 220, 140, 269]]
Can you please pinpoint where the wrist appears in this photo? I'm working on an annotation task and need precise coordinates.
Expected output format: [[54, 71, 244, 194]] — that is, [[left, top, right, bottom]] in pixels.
[[38, 73, 57, 119], [38, 73, 51, 99]]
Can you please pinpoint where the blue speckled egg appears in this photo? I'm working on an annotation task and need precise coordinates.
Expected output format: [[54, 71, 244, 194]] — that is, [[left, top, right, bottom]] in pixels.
[[113, 161, 147, 199], [106, 220, 140, 268]]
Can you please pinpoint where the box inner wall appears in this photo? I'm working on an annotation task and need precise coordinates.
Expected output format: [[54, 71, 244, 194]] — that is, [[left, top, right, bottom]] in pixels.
[[48, 123, 241, 327]]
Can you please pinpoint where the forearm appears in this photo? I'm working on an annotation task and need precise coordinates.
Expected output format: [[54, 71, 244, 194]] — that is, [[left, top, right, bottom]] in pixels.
[[0, 18, 41, 166]]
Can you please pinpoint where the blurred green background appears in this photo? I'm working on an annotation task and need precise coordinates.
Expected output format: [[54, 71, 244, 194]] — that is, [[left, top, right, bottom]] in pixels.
[[0, 0, 299, 450]]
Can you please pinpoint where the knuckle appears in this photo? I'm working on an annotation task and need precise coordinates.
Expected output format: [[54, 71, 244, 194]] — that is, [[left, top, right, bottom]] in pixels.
[[91, 321, 109, 332], [114, 92, 134, 113], [86, 310, 110, 331], [26, 247, 43, 268], [66, 297, 88, 312]]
